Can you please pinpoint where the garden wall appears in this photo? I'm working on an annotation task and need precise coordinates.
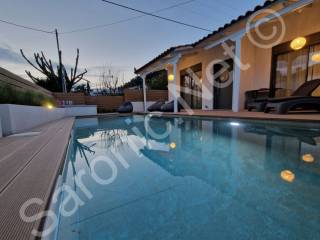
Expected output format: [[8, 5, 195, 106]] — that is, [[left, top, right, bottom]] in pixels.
[[123, 89, 168, 102], [53, 90, 168, 112], [53, 92, 86, 105]]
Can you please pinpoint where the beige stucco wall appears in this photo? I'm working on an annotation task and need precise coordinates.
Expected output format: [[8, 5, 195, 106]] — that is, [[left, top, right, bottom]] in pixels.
[[164, 0, 320, 111], [239, 0, 320, 109], [168, 44, 233, 110]]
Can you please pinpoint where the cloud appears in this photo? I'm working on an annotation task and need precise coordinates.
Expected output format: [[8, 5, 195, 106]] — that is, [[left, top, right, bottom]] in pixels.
[[0, 44, 24, 64]]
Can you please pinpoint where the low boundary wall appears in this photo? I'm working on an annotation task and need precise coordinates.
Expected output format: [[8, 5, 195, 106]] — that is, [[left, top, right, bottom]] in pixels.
[[53, 90, 168, 112], [0, 104, 97, 136]]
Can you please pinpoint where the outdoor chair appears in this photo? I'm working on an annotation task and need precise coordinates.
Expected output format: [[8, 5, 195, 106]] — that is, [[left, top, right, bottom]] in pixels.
[[247, 79, 320, 114], [246, 88, 270, 111], [264, 79, 320, 114]]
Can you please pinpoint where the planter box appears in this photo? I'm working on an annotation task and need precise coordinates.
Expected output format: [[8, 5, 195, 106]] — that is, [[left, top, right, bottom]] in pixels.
[[0, 104, 97, 136]]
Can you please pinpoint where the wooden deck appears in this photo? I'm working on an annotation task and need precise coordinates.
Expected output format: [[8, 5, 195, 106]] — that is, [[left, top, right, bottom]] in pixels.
[[0, 118, 74, 240], [163, 110, 320, 122]]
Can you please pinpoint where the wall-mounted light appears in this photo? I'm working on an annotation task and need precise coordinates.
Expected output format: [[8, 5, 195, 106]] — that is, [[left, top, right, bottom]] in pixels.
[[168, 74, 175, 81], [290, 37, 307, 50], [46, 103, 54, 110], [311, 52, 320, 63]]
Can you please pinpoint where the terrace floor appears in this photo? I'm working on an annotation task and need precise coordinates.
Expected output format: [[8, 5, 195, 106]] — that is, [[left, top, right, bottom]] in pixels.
[[166, 110, 320, 122], [0, 117, 74, 240]]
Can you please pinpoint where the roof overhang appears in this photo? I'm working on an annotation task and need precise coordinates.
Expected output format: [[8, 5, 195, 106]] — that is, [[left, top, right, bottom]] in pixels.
[[134, 45, 193, 75], [205, 0, 314, 50], [134, 0, 314, 75]]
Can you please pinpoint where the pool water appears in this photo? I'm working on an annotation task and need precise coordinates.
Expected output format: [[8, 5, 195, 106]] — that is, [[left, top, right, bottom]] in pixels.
[[57, 115, 320, 240]]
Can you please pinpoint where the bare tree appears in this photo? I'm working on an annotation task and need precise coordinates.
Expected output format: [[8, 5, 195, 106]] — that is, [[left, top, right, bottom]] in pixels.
[[20, 48, 87, 92], [97, 66, 124, 95]]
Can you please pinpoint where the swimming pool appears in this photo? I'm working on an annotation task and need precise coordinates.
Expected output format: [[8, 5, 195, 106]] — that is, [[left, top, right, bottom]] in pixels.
[[56, 115, 320, 240]]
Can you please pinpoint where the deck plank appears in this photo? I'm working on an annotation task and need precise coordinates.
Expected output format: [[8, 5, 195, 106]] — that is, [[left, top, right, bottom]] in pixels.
[[0, 119, 60, 147], [0, 118, 74, 240], [0, 137, 36, 159], [0, 120, 63, 152], [0, 120, 67, 192]]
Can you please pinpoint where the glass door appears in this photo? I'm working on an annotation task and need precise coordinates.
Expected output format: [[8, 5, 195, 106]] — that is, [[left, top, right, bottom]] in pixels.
[[273, 42, 320, 97], [180, 63, 202, 109]]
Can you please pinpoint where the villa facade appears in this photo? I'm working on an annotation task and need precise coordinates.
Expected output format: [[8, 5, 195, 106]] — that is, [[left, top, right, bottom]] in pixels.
[[135, 0, 320, 112]]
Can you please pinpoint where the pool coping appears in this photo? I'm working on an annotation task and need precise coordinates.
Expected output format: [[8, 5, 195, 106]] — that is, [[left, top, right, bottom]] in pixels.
[[76, 111, 320, 124]]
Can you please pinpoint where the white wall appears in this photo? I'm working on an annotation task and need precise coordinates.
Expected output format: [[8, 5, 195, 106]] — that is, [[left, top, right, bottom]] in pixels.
[[0, 104, 97, 137], [0, 118, 2, 138], [132, 101, 156, 112], [64, 105, 97, 117]]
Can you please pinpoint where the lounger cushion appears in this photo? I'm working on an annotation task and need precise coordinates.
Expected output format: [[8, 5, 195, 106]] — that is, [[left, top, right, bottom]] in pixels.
[[265, 97, 320, 114], [268, 96, 320, 103]]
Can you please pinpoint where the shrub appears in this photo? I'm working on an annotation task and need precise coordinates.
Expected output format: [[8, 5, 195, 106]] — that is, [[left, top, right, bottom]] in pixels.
[[0, 83, 55, 107]]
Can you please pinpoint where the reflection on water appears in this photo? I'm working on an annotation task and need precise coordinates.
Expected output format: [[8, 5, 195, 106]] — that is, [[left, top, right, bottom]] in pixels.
[[57, 116, 320, 240]]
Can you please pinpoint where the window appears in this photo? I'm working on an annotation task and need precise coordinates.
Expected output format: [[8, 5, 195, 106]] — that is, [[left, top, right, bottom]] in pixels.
[[272, 32, 320, 97]]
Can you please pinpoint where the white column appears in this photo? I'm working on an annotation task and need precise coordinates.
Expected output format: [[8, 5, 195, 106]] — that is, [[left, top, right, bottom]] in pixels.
[[173, 63, 178, 113], [232, 37, 242, 112], [141, 74, 147, 112]]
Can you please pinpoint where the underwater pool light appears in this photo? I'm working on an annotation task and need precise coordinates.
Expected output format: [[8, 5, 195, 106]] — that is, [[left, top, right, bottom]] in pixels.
[[280, 170, 295, 183], [169, 142, 177, 149], [230, 122, 240, 127], [302, 154, 315, 163]]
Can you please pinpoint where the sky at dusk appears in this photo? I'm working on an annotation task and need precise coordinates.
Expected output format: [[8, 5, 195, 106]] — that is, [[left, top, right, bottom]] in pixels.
[[0, 0, 264, 87]]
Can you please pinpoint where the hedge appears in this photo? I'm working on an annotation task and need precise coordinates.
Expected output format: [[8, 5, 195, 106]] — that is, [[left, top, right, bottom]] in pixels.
[[0, 83, 55, 107]]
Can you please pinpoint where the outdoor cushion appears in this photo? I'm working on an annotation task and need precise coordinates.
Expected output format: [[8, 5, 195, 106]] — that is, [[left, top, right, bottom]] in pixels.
[[148, 100, 165, 112], [160, 101, 174, 112], [265, 97, 320, 114], [117, 101, 133, 113]]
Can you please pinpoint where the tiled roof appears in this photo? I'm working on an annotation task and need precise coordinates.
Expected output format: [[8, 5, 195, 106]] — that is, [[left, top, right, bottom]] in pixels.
[[134, 44, 192, 74], [135, 0, 279, 74]]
